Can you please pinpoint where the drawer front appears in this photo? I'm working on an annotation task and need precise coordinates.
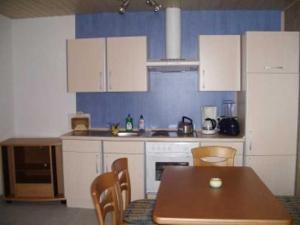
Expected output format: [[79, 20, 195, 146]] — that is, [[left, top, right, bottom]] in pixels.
[[63, 140, 101, 153], [15, 183, 53, 198], [103, 141, 144, 154]]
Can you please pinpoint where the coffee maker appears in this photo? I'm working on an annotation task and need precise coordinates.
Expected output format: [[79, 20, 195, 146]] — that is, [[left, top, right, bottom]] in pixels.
[[201, 106, 218, 134]]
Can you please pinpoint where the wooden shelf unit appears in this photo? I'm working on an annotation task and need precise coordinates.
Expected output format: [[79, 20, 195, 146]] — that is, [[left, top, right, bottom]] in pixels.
[[1, 138, 65, 202]]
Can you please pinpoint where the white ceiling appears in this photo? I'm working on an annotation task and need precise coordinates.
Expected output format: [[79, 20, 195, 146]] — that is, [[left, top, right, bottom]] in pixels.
[[0, 0, 297, 19]]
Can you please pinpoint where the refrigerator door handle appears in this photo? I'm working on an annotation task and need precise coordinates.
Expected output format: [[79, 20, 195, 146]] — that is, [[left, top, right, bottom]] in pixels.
[[248, 130, 253, 152]]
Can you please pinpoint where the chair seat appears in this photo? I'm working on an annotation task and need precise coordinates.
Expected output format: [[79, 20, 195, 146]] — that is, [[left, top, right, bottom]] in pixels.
[[123, 199, 156, 225]]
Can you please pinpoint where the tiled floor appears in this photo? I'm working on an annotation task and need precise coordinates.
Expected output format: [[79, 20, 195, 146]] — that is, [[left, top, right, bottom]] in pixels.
[[0, 201, 102, 225], [1, 197, 299, 225]]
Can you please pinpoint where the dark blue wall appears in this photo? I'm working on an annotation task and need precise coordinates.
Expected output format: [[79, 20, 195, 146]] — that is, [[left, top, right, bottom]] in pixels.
[[76, 10, 281, 129]]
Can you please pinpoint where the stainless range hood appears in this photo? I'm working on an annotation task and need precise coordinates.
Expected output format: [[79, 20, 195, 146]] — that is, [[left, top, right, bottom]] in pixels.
[[147, 0, 199, 72], [146, 59, 199, 72]]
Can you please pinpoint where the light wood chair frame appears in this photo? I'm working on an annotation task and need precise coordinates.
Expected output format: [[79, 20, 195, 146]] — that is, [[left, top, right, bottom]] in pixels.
[[191, 146, 237, 166], [91, 172, 123, 225], [111, 158, 131, 209]]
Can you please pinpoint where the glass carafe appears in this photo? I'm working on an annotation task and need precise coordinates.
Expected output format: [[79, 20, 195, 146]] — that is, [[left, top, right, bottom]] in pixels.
[[222, 100, 236, 117]]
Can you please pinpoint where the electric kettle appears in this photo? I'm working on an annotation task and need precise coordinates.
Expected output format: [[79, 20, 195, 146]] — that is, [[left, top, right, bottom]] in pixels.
[[201, 118, 217, 135]]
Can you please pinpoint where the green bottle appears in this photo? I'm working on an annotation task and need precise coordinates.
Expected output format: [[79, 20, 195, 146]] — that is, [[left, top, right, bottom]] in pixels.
[[125, 114, 133, 131]]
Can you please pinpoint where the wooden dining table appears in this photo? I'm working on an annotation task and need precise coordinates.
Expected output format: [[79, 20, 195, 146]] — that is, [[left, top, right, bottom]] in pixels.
[[153, 166, 292, 225]]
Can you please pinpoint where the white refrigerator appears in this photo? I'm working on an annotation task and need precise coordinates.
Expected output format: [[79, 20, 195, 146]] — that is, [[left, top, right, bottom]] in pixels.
[[240, 31, 299, 195]]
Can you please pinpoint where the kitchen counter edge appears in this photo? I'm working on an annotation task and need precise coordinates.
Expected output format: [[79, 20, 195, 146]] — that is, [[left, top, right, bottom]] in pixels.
[[60, 131, 244, 142]]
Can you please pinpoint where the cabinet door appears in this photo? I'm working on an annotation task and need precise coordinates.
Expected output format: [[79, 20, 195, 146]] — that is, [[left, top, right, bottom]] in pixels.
[[103, 141, 144, 200], [62, 140, 102, 208], [107, 36, 148, 92], [246, 32, 299, 73], [67, 38, 106, 92], [246, 74, 298, 156], [245, 155, 296, 195], [63, 151, 101, 208], [200, 142, 244, 166], [199, 35, 241, 91]]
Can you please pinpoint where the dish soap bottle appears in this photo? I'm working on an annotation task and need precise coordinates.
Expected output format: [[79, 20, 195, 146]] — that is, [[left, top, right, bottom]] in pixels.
[[138, 115, 145, 132], [125, 114, 133, 131]]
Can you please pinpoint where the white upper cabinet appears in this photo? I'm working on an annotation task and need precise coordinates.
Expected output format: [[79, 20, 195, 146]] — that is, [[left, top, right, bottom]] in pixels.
[[199, 35, 241, 91], [67, 38, 106, 92], [107, 36, 148, 92], [67, 36, 148, 92], [245, 32, 299, 73]]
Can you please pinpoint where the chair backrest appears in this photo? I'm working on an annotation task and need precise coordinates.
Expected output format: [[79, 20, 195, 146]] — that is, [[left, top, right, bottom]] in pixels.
[[91, 172, 123, 225], [191, 146, 236, 166], [111, 158, 131, 209]]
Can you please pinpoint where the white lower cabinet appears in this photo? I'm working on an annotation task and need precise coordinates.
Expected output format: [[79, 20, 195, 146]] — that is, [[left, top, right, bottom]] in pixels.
[[200, 142, 244, 166], [62, 139, 247, 208], [245, 155, 296, 195], [103, 141, 145, 201], [62, 140, 102, 208]]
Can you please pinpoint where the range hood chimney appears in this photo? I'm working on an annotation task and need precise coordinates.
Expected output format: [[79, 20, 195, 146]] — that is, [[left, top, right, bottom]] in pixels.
[[166, 1, 181, 59], [147, 0, 199, 72]]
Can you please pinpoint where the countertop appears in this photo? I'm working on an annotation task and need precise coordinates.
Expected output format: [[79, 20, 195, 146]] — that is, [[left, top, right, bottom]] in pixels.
[[61, 129, 244, 142], [0, 137, 62, 146]]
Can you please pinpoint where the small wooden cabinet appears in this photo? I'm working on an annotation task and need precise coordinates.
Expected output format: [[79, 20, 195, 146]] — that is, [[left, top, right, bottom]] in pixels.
[[62, 139, 102, 208], [1, 138, 64, 201], [199, 35, 241, 91], [67, 36, 148, 92], [103, 141, 145, 201]]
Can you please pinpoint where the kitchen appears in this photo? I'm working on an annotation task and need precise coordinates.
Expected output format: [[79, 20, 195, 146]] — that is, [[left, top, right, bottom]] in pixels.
[[0, 0, 300, 224]]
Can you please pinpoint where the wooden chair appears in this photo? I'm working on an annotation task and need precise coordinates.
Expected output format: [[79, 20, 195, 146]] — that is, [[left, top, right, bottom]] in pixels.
[[191, 146, 236, 166], [112, 158, 156, 225], [91, 172, 123, 225]]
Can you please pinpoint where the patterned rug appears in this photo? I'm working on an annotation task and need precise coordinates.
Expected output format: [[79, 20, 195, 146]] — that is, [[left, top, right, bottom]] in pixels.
[[277, 196, 300, 225], [123, 197, 300, 225]]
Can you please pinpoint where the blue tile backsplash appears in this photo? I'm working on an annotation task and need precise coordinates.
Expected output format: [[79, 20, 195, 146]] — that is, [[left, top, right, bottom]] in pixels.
[[76, 10, 281, 129]]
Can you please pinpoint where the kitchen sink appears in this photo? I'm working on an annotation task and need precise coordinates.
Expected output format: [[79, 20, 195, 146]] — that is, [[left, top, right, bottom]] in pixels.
[[117, 131, 140, 137], [71, 130, 141, 137]]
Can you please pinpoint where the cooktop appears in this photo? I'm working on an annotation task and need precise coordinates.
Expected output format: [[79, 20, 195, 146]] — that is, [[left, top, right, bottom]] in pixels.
[[151, 130, 197, 138]]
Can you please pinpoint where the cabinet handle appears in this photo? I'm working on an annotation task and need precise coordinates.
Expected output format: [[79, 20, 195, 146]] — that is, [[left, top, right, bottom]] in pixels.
[[96, 154, 100, 174], [108, 71, 112, 90], [99, 72, 103, 90], [264, 66, 284, 70], [202, 70, 205, 89], [248, 130, 253, 152]]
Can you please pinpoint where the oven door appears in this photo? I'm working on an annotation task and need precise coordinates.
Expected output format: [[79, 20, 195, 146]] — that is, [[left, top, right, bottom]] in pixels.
[[146, 153, 193, 194]]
